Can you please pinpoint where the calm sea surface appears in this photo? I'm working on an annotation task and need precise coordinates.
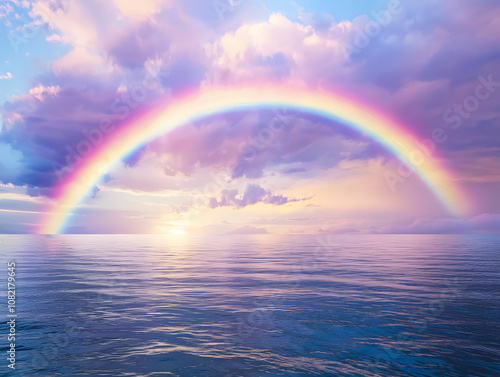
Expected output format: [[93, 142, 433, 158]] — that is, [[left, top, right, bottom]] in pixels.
[[0, 234, 499, 376]]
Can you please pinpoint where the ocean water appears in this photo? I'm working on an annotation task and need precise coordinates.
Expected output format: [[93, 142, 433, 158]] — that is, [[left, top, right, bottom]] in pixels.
[[0, 234, 499, 376]]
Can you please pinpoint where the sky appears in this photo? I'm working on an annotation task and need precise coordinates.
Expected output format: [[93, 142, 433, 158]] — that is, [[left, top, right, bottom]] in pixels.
[[0, 0, 499, 235]]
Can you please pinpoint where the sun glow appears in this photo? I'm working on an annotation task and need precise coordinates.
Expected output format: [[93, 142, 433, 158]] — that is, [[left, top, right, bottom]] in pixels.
[[169, 227, 188, 235], [154, 219, 190, 235]]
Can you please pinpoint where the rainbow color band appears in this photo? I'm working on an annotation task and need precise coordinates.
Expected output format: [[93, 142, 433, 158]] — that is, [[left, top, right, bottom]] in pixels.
[[39, 85, 469, 234]]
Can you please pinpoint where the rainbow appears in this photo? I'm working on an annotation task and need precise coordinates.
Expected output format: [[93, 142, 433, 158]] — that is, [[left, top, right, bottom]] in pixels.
[[39, 84, 469, 234]]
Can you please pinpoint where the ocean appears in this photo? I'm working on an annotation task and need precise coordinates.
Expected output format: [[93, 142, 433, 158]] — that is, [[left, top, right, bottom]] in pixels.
[[1, 234, 499, 376]]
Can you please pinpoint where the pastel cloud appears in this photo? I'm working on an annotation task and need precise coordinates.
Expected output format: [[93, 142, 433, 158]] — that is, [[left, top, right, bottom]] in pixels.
[[207, 12, 350, 84], [208, 184, 309, 209], [28, 84, 60, 100], [3, 0, 499, 193], [113, 0, 172, 20], [0, 72, 13, 80], [0, 0, 499, 233], [380, 213, 500, 234], [146, 111, 370, 181], [0, 3, 14, 19]]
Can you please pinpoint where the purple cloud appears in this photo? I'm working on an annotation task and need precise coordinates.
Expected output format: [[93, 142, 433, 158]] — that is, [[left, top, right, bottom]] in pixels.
[[209, 184, 309, 209], [381, 213, 500, 234]]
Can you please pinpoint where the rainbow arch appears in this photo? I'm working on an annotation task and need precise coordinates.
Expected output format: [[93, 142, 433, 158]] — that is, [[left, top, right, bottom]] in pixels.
[[39, 84, 469, 234]]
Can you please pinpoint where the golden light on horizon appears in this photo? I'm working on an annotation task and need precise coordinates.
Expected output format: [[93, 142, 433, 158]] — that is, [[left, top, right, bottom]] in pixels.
[[154, 218, 191, 235]]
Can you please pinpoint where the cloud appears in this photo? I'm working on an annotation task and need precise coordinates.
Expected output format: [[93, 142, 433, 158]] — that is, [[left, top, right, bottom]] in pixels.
[[28, 84, 60, 100], [382, 217, 470, 234], [318, 226, 360, 234], [470, 213, 500, 233], [0, 72, 13, 80], [382, 213, 500, 234], [0, 0, 499, 236], [227, 225, 268, 235], [113, 0, 172, 20], [207, 0, 500, 160], [206, 12, 350, 84], [147, 111, 370, 181], [0, 3, 14, 19], [0, 0, 217, 193], [0, 82, 133, 190], [51, 47, 110, 76], [4, 0, 499, 194], [208, 184, 309, 209]]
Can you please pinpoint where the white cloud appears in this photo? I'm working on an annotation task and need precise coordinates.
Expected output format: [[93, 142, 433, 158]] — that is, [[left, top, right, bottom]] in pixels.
[[46, 34, 64, 43], [0, 72, 13, 80], [29, 84, 60, 100], [206, 12, 366, 85]]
